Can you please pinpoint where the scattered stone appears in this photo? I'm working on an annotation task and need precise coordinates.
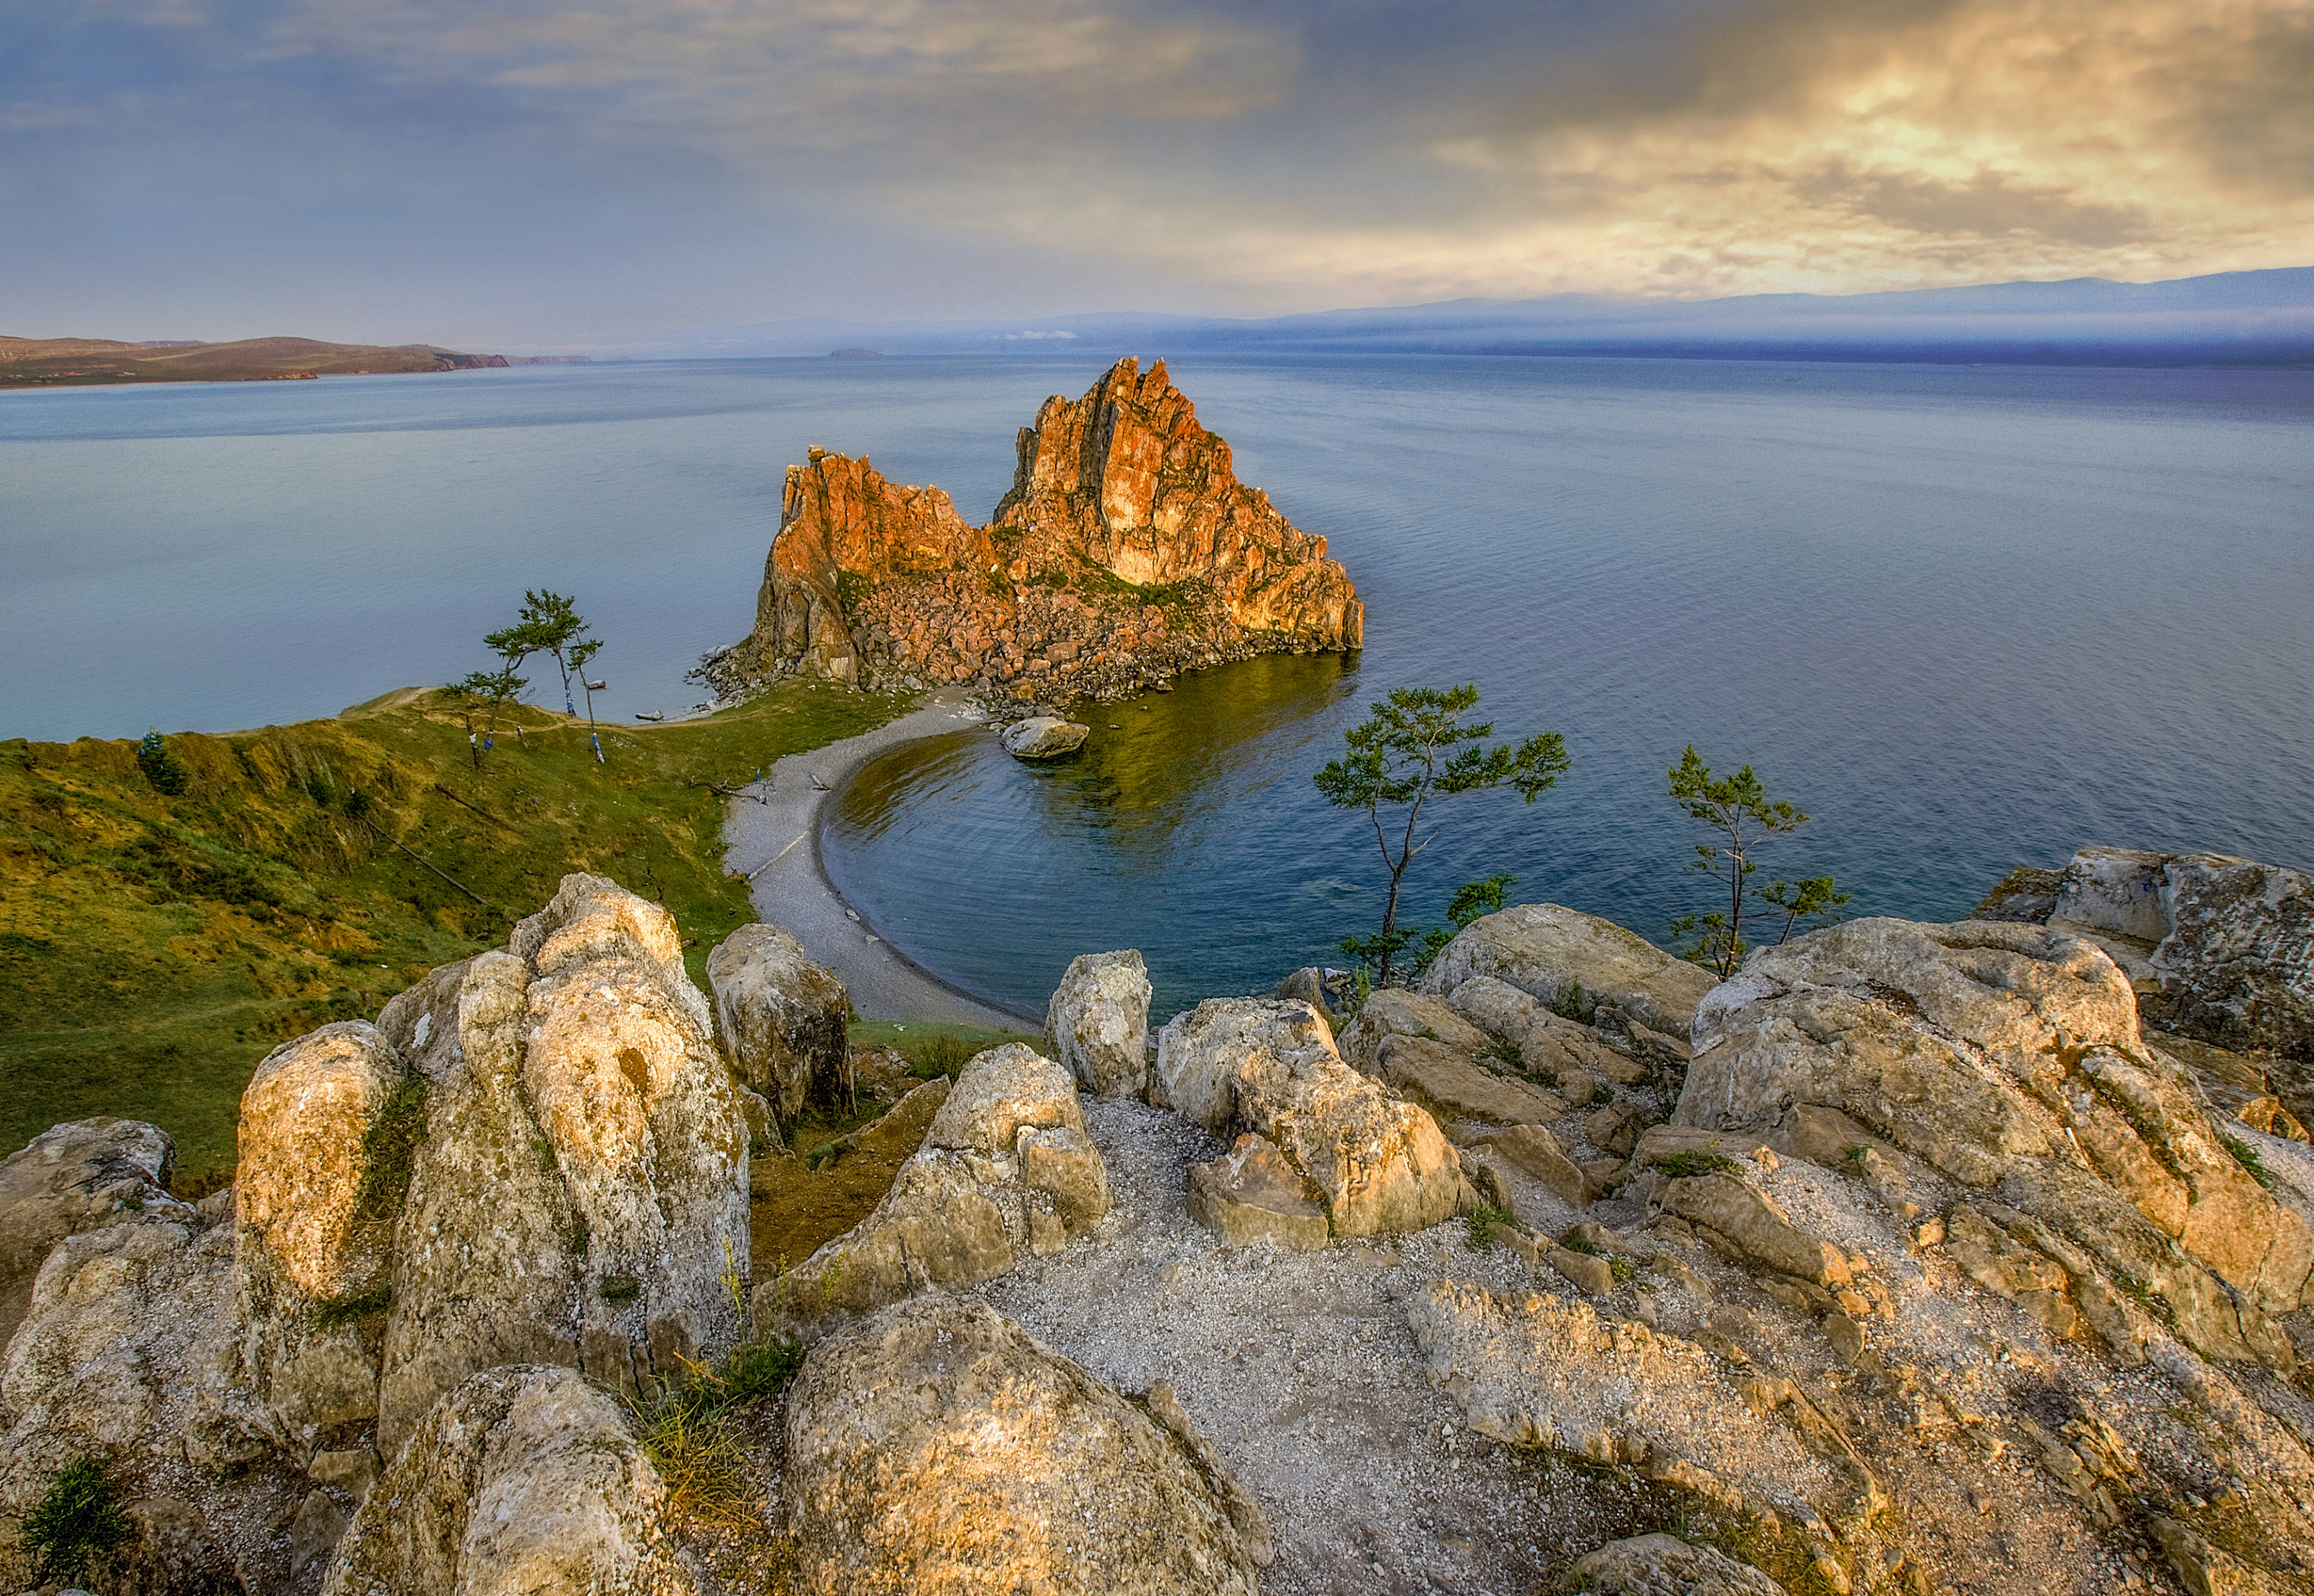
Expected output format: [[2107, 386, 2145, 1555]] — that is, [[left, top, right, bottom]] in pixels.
[[1046, 949, 1153, 1098], [783, 1296, 1265, 1595], [1547, 1245, 1617, 1295], [707, 921, 850, 1122], [1187, 1133, 1329, 1250], [1587, 1098, 1647, 1156]]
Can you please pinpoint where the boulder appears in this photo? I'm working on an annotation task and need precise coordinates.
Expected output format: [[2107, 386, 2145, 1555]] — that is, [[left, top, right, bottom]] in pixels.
[[0, 1118, 184, 1348], [2053, 846, 2172, 943], [706, 921, 849, 1123], [1659, 1174, 1855, 1288], [1444, 976, 1651, 1087], [756, 1045, 1106, 1332], [1046, 950, 1153, 1098], [1187, 1133, 1330, 1250], [2156, 853, 2314, 1060], [1418, 904, 1717, 1038], [999, 716, 1090, 759], [1153, 999, 1467, 1239], [233, 1022, 409, 1448], [1336, 989, 1494, 1075], [1272, 966, 1336, 1015], [1684, 916, 2314, 1367], [377, 875, 748, 1455], [1471, 1123, 1591, 1208], [1373, 1033, 1568, 1127], [782, 1296, 1265, 1596], [320, 1365, 693, 1596], [1561, 1532, 1788, 1595]]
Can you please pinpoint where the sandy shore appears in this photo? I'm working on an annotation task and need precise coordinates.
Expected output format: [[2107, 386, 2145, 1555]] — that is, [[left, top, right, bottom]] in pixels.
[[722, 690, 1038, 1029]]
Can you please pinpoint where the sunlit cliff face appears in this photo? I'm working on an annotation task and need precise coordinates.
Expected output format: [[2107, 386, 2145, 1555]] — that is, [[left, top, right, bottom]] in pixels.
[[9, 0, 2313, 330]]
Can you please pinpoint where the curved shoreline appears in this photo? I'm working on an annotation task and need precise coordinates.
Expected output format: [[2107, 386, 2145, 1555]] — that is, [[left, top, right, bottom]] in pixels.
[[722, 690, 1039, 1030]]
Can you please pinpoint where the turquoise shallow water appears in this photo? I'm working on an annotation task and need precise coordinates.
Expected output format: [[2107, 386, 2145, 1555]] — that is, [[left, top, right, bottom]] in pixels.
[[7, 355, 2313, 1018]]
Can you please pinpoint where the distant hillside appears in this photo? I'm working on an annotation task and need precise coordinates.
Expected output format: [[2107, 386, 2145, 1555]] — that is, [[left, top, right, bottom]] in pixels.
[[0, 335, 567, 388]]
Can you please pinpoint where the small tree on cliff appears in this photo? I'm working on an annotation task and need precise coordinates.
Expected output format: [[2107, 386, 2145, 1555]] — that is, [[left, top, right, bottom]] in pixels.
[[1666, 745, 1848, 978], [485, 590, 605, 761], [1315, 686, 1568, 986]]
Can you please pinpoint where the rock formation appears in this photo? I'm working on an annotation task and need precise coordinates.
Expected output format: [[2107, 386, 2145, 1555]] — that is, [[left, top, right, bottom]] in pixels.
[[707, 357, 1362, 701], [706, 921, 849, 1128], [0, 1119, 187, 1347], [1045, 948, 1153, 1098], [782, 1297, 1268, 1596], [1418, 901, 1720, 1037]]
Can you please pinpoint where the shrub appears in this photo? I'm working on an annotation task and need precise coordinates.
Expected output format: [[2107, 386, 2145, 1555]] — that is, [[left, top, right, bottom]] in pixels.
[[1464, 1203, 1513, 1250], [19, 1456, 129, 1583], [137, 729, 191, 796], [905, 1033, 975, 1081]]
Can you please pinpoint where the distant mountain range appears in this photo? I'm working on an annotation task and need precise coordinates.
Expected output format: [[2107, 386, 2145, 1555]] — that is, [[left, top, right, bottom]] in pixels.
[[609, 266, 2314, 367], [0, 336, 589, 388]]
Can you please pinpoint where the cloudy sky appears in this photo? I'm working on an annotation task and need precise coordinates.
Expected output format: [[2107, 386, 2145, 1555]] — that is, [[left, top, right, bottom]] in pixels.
[[7, 0, 2311, 344]]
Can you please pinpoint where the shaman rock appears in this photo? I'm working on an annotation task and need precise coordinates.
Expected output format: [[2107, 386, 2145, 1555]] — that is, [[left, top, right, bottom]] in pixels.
[[716, 357, 1361, 700]]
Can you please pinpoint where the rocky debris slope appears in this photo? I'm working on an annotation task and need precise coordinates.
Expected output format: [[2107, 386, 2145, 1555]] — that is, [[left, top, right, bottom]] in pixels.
[[1157, 998, 1470, 1241], [782, 1295, 1268, 1595], [756, 1044, 1109, 1336], [706, 356, 1362, 702]]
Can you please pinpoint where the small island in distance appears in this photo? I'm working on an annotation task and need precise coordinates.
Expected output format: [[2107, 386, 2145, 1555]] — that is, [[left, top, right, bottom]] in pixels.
[[0, 334, 590, 388]]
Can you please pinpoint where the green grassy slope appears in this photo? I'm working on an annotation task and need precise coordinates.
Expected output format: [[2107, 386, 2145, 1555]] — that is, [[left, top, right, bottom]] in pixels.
[[0, 682, 908, 1182]]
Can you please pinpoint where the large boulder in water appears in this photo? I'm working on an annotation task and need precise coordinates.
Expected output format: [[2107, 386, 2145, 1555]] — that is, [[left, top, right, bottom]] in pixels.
[[1683, 917, 2314, 1367], [1417, 903, 1717, 1038], [1046, 948, 1152, 1098], [782, 1296, 1266, 1595], [999, 715, 1090, 759], [1155, 997, 1468, 1239], [706, 921, 849, 1124], [321, 1364, 694, 1596], [0, 1118, 184, 1348]]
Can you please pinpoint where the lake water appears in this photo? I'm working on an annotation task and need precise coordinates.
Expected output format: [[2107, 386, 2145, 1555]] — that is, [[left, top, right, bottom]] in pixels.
[[7, 356, 2312, 1018]]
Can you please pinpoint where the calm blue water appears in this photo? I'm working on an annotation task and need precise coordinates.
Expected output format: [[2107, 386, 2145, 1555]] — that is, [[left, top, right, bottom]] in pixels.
[[7, 357, 2313, 1018]]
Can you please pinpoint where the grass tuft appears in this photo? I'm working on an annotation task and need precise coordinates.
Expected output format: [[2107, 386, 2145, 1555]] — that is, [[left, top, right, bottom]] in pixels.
[[1465, 1203, 1513, 1250], [312, 1284, 392, 1328], [18, 1456, 129, 1583], [1652, 1150, 1742, 1178], [2222, 1135, 2274, 1189], [354, 1075, 430, 1221]]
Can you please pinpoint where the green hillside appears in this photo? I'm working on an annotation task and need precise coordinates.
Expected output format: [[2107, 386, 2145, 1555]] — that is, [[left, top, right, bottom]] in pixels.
[[0, 682, 908, 1183]]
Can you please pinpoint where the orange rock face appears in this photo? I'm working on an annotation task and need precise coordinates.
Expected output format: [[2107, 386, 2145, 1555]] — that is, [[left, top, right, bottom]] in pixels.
[[717, 357, 1361, 699]]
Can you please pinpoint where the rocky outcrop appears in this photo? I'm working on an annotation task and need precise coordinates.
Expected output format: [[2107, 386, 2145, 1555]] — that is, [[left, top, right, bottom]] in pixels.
[[1683, 917, 2314, 1368], [782, 1296, 1266, 1595], [712, 357, 1362, 701], [1156, 997, 1469, 1239], [1046, 949, 1153, 1099], [322, 1365, 693, 1596], [999, 714, 1090, 759], [1419, 903, 1717, 1037], [706, 921, 848, 1127], [1561, 1533, 1790, 1595], [756, 1044, 1106, 1333], [0, 1118, 185, 1347]]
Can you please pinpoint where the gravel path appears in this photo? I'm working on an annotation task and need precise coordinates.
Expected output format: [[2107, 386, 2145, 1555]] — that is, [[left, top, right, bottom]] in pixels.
[[722, 690, 1034, 1030]]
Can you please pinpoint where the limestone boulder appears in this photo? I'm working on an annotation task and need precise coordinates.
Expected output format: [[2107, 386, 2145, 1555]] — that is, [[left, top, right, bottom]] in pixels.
[[2156, 853, 2314, 1059], [999, 715, 1090, 759], [1187, 1133, 1329, 1250], [233, 1022, 409, 1448], [1470, 1123, 1591, 1208], [1153, 998, 1468, 1239], [378, 874, 748, 1455], [1336, 989, 1493, 1075], [0, 1118, 184, 1348], [321, 1365, 694, 1596], [1373, 1033, 1568, 1127], [1561, 1533, 1788, 1595], [1683, 916, 2314, 1367], [783, 1296, 1264, 1596], [757, 1045, 1105, 1333], [706, 921, 849, 1123], [1446, 976, 1651, 1088], [1045, 949, 1153, 1098], [1418, 904, 1717, 1037]]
